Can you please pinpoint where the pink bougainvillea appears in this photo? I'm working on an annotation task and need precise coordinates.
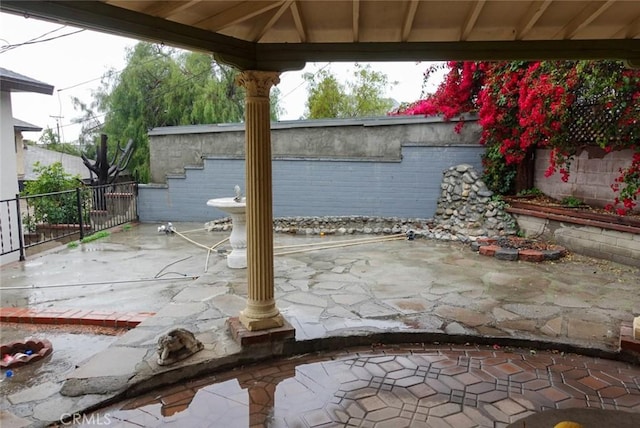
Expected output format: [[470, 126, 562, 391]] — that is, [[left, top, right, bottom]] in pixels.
[[392, 60, 640, 214]]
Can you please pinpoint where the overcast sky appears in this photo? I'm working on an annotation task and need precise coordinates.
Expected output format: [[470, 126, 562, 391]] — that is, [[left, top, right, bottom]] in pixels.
[[1, 12, 439, 144]]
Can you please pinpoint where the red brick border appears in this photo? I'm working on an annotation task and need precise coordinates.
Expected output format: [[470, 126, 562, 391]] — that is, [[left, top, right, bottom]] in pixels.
[[0, 307, 154, 328], [474, 241, 565, 263], [479, 245, 500, 257]]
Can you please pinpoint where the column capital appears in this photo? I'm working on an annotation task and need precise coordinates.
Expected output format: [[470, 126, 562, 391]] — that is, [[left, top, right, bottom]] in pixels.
[[236, 70, 281, 97]]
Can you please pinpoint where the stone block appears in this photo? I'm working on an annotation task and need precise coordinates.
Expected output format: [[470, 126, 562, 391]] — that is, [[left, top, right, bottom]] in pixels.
[[495, 248, 519, 261]]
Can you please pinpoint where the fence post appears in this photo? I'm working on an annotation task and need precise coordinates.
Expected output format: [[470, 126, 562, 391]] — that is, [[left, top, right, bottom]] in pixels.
[[134, 182, 139, 221], [76, 188, 85, 240], [15, 193, 25, 261]]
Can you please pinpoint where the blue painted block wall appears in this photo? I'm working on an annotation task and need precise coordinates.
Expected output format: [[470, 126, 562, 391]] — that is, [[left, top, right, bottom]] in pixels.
[[138, 145, 485, 223]]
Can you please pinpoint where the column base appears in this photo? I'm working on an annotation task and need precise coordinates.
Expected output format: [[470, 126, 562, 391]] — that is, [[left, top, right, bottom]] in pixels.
[[227, 316, 295, 347], [239, 311, 285, 331], [620, 320, 640, 354]]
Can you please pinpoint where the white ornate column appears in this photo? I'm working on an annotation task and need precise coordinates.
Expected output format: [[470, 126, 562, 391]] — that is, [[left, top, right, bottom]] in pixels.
[[236, 70, 284, 331]]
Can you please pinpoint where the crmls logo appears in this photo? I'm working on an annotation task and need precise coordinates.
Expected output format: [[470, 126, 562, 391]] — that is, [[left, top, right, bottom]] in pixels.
[[61, 413, 112, 425]]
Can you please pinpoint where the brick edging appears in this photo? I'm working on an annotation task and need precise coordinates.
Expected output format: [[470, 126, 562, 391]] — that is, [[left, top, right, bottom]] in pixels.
[[473, 237, 566, 262], [0, 307, 154, 328]]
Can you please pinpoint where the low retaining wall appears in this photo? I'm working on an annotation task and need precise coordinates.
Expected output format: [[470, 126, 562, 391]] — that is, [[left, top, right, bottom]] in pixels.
[[508, 209, 640, 267]]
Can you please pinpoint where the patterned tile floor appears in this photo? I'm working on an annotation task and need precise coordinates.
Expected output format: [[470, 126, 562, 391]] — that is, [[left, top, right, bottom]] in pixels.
[[75, 344, 640, 427]]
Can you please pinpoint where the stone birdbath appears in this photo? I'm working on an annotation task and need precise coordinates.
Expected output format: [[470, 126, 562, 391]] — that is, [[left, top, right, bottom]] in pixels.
[[207, 187, 247, 269]]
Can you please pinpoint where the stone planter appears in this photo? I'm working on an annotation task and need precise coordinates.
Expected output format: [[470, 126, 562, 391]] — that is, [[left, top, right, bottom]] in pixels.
[[505, 198, 640, 232]]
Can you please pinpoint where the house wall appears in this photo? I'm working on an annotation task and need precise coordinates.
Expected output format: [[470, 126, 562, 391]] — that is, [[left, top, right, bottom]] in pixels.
[[139, 117, 485, 222], [1, 91, 20, 265], [534, 147, 636, 211], [15, 131, 25, 180]]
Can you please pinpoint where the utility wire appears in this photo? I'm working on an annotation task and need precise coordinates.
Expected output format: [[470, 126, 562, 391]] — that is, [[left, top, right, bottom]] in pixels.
[[0, 28, 86, 54]]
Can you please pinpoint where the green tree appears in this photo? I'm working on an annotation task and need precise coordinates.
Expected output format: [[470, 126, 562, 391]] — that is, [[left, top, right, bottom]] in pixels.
[[39, 126, 60, 145], [304, 64, 396, 119], [75, 42, 282, 183]]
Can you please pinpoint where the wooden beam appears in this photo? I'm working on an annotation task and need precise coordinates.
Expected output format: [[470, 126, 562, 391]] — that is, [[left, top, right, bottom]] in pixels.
[[353, 0, 360, 42], [554, 0, 615, 39], [250, 0, 294, 42], [516, 0, 552, 40], [141, 1, 199, 19], [290, 1, 307, 43], [0, 1, 257, 67], [256, 39, 640, 66], [460, 0, 485, 41], [613, 14, 640, 38], [196, 1, 284, 32], [402, 0, 419, 42]]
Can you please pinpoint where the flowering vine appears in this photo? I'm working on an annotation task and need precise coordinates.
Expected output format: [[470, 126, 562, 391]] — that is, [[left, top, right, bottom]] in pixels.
[[392, 60, 640, 215]]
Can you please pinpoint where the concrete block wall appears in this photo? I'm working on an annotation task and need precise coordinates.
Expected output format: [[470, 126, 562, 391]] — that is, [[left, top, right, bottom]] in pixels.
[[148, 115, 481, 184], [535, 147, 636, 211], [138, 145, 485, 223], [514, 214, 640, 267]]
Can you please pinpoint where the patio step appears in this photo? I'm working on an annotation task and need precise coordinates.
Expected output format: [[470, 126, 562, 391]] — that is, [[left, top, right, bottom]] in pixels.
[[0, 307, 155, 328]]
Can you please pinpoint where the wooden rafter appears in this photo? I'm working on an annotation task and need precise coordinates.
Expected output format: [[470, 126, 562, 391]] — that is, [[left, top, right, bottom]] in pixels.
[[251, 0, 294, 42], [402, 0, 420, 42], [353, 0, 360, 42], [460, 0, 486, 41], [290, 1, 307, 43], [3, 1, 639, 70], [516, 0, 553, 40], [612, 13, 640, 38], [554, 0, 615, 39], [141, 1, 199, 19], [196, 1, 284, 32]]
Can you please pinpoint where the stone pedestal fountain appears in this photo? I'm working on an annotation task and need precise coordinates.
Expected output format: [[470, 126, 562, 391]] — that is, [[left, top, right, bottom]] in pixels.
[[207, 186, 247, 269]]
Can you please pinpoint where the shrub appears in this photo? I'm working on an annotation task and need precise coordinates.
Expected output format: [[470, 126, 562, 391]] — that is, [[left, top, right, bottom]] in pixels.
[[21, 162, 82, 225]]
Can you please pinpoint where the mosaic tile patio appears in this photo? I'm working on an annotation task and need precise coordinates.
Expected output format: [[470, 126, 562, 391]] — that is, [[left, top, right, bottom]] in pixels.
[[76, 344, 640, 427]]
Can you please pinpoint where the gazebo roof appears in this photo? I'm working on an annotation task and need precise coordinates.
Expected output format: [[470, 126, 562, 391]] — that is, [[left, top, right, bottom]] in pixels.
[[1, 1, 639, 70]]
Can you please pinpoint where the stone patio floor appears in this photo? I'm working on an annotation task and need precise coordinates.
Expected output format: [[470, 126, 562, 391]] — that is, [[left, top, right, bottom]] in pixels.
[[0, 222, 638, 427]]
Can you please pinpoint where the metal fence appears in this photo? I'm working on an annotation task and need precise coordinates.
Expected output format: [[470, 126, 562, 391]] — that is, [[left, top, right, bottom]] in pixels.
[[1, 182, 138, 261]]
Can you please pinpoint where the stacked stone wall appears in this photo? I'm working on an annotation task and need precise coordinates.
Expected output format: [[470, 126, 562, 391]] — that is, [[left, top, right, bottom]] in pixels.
[[432, 164, 516, 239]]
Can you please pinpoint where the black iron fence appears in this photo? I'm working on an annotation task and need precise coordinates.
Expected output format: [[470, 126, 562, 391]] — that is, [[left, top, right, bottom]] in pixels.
[[0, 182, 138, 261]]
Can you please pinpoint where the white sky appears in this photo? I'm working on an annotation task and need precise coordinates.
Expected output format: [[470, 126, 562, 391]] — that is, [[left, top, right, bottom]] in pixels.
[[1, 12, 440, 143]]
